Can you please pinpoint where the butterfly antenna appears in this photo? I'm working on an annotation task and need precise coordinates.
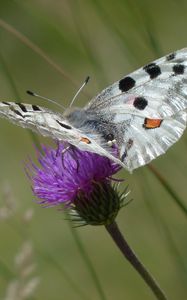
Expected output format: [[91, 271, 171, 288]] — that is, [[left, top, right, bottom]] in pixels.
[[69, 76, 90, 107], [26, 90, 66, 110]]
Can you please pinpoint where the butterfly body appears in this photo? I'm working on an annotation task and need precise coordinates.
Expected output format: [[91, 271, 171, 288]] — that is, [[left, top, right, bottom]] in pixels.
[[1, 48, 187, 171]]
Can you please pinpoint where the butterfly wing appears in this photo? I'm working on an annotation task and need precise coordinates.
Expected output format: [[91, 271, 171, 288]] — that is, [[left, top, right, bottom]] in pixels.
[[0, 101, 125, 166], [86, 48, 187, 118], [83, 48, 187, 171], [79, 108, 187, 172], [0, 101, 78, 140], [116, 111, 187, 171]]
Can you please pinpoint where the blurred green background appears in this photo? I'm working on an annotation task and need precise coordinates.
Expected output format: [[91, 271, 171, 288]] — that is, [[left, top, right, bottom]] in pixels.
[[0, 0, 187, 299]]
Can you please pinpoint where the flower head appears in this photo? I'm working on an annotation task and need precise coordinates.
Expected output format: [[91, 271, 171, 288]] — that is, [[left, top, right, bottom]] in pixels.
[[27, 143, 129, 225]]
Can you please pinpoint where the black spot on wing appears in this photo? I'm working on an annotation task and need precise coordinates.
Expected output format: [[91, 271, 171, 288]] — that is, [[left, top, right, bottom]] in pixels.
[[143, 63, 161, 79], [133, 97, 148, 110], [121, 139, 133, 162], [166, 52, 176, 61], [14, 109, 25, 118], [56, 120, 72, 129], [127, 138, 133, 149], [16, 103, 27, 112], [32, 105, 41, 111], [173, 64, 185, 75], [144, 63, 155, 69], [2, 101, 10, 105], [119, 76, 136, 92], [121, 151, 127, 162]]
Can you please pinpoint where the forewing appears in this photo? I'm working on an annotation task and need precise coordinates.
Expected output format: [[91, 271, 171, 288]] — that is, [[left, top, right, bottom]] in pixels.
[[85, 48, 187, 118], [0, 101, 125, 166], [0, 101, 81, 142]]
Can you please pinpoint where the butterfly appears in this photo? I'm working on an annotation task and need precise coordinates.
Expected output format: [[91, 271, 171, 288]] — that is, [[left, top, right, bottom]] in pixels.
[[1, 48, 187, 172]]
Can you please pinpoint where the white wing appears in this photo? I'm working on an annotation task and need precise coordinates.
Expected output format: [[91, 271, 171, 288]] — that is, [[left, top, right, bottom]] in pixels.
[[86, 48, 187, 119], [117, 111, 187, 171], [0, 101, 77, 140], [84, 48, 187, 171], [0, 101, 125, 167]]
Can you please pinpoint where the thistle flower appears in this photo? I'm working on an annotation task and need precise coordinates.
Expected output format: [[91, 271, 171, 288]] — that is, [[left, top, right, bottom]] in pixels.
[[27, 142, 167, 300], [27, 143, 129, 225]]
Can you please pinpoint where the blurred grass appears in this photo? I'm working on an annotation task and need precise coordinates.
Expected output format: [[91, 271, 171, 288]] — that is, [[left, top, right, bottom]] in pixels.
[[0, 0, 187, 299]]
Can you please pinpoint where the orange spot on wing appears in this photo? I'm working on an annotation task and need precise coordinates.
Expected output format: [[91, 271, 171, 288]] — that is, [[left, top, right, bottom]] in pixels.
[[80, 137, 91, 144], [144, 118, 163, 129]]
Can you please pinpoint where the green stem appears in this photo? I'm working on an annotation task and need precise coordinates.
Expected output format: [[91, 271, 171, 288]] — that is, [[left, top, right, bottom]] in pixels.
[[105, 221, 168, 300]]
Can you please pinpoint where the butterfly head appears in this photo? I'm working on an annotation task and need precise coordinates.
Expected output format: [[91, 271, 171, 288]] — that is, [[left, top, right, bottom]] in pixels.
[[63, 107, 88, 127]]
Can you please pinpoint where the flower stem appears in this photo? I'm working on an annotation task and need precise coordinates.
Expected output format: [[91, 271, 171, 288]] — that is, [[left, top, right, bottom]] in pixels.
[[105, 221, 168, 300]]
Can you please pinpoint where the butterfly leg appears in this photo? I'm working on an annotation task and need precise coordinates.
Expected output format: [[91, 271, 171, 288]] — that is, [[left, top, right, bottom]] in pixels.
[[61, 144, 71, 169], [55, 140, 70, 157], [59, 143, 80, 171], [68, 146, 80, 172], [107, 139, 117, 147]]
